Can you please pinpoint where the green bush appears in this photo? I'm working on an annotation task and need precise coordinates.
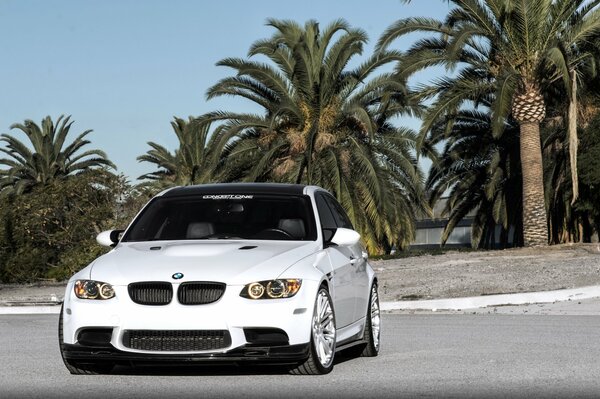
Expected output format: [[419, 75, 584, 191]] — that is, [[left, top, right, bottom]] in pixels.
[[0, 171, 152, 283]]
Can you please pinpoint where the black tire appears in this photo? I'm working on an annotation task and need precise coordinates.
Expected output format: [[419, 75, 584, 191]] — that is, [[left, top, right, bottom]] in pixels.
[[58, 304, 114, 375], [361, 282, 380, 357], [289, 287, 336, 375]]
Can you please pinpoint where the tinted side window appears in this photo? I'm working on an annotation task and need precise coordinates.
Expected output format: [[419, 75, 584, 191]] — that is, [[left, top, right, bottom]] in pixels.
[[315, 194, 336, 230], [325, 195, 354, 229]]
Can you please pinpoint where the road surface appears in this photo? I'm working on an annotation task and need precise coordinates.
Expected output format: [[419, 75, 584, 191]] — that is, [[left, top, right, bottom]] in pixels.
[[1, 314, 599, 398]]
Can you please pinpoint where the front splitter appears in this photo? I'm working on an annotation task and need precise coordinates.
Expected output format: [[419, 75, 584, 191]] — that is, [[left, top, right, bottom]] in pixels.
[[61, 342, 310, 365]]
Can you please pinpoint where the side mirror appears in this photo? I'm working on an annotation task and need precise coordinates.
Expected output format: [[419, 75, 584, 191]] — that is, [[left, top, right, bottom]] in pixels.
[[329, 227, 360, 247], [96, 230, 124, 247]]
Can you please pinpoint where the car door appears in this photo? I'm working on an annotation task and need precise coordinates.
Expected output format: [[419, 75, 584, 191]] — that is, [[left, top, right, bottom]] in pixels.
[[315, 193, 355, 328], [323, 195, 369, 323]]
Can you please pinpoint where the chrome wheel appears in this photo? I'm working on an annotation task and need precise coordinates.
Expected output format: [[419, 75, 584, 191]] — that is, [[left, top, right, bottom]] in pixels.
[[312, 289, 336, 368], [370, 285, 381, 351], [290, 287, 336, 375]]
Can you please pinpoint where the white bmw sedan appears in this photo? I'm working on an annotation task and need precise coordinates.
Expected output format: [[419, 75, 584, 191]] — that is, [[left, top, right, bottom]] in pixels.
[[59, 183, 380, 375]]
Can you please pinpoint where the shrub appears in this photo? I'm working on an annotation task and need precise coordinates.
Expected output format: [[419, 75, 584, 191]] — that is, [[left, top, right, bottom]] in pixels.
[[0, 171, 151, 283]]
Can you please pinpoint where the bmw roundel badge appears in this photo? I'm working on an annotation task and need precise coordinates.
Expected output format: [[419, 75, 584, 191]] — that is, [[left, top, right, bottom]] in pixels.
[[172, 272, 184, 280]]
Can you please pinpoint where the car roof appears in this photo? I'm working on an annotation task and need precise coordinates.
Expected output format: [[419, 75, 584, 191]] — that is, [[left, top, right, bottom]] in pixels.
[[160, 183, 311, 197]]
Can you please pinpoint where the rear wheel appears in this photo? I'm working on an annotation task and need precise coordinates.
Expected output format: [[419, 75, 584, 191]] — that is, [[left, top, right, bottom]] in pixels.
[[290, 287, 336, 375], [58, 304, 114, 375], [361, 282, 380, 357]]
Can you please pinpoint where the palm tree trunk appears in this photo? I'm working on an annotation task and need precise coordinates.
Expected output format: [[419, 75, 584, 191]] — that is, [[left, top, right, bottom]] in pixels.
[[519, 121, 548, 246], [568, 69, 579, 205]]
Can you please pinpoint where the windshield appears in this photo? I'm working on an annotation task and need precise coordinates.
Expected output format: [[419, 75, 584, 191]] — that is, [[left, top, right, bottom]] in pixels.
[[122, 194, 317, 242]]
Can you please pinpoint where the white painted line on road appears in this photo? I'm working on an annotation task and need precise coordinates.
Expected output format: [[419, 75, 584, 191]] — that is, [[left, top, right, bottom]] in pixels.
[[0, 306, 61, 315], [381, 285, 600, 311]]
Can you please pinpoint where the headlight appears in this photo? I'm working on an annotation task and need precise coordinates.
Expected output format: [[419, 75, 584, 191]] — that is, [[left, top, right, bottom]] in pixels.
[[240, 279, 302, 300], [74, 280, 115, 300]]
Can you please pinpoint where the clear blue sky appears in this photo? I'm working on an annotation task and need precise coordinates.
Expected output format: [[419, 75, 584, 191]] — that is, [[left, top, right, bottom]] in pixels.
[[0, 0, 451, 180]]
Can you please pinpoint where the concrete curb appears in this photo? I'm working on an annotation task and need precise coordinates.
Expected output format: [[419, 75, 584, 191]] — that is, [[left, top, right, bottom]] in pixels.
[[2, 285, 600, 314], [381, 285, 600, 311]]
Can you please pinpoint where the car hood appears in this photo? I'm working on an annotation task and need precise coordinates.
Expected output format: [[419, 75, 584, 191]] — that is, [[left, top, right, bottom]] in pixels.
[[89, 240, 320, 286]]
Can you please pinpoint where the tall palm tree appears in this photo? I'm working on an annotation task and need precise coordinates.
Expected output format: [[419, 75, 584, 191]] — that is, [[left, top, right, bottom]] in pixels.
[[137, 117, 228, 187], [378, 0, 600, 246], [543, 121, 582, 243], [204, 19, 426, 252], [0, 115, 114, 195], [542, 76, 600, 243], [427, 105, 522, 248]]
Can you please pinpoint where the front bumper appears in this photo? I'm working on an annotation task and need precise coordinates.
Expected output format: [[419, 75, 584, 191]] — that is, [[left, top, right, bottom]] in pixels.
[[62, 279, 320, 360], [61, 342, 310, 365]]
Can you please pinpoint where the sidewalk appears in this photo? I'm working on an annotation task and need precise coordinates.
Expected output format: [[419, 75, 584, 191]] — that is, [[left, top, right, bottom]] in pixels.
[[381, 285, 600, 311]]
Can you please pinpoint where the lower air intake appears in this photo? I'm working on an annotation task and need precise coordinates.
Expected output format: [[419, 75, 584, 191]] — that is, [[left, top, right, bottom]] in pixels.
[[122, 330, 231, 351]]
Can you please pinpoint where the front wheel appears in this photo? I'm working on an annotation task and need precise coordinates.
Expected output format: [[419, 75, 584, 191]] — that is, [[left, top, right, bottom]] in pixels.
[[290, 287, 336, 375], [361, 282, 381, 357]]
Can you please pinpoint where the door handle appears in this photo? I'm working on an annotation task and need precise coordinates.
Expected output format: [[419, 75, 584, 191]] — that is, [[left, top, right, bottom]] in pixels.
[[349, 255, 358, 265]]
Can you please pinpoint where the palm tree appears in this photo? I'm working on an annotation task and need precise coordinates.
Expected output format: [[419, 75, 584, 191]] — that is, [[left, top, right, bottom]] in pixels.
[[427, 105, 522, 248], [543, 122, 581, 243], [0, 115, 114, 195], [378, 0, 600, 246], [542, 75, 600, 243], [203, 19, 426, 252], [137, 117, 228, 187]]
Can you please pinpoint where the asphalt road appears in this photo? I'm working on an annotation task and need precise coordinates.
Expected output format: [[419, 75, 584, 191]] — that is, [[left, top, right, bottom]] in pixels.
[[1, 314, 599, 398]]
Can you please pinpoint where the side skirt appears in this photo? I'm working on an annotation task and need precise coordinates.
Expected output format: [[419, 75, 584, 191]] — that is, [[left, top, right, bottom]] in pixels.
[[335, 317, 366, 352]]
